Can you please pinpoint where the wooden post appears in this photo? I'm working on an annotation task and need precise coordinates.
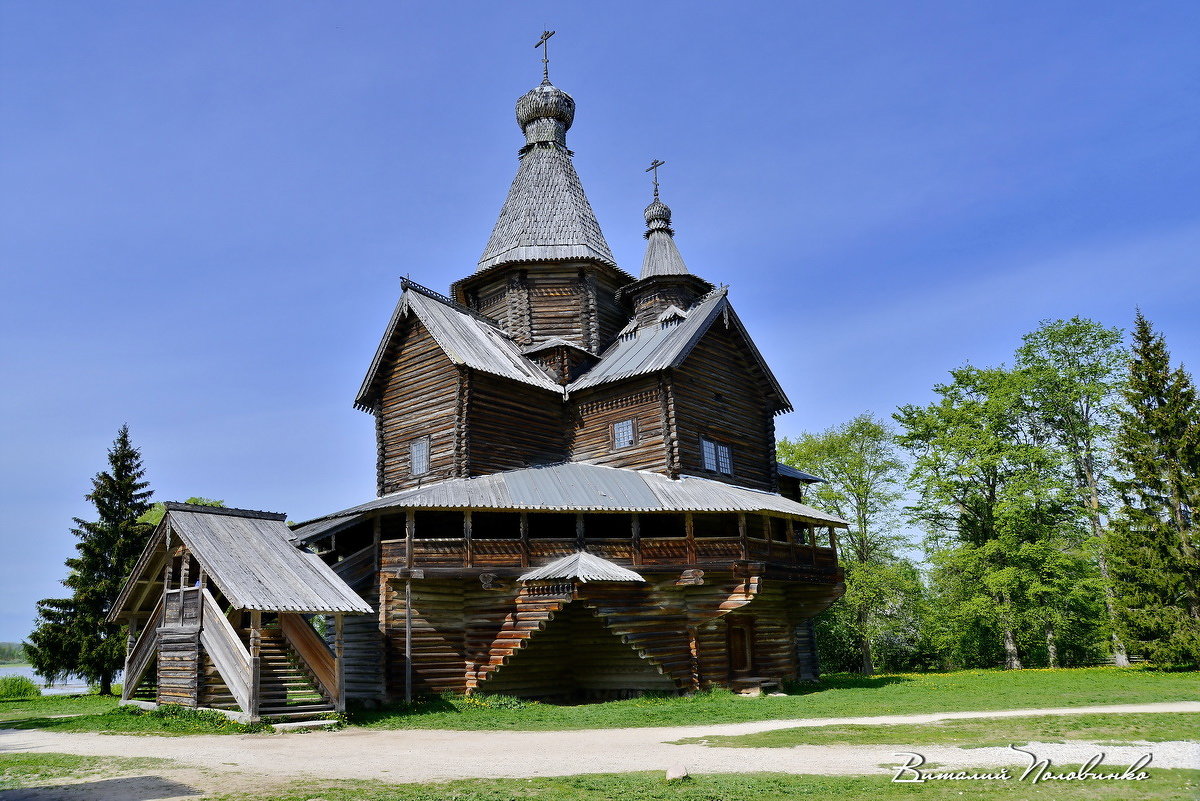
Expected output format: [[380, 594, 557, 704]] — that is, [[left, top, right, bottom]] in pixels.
[[575, 513, 586, 553], [519, 512, 529, 568], [404, 579, 413, 705], [464, 510, 473, 568], [737, 514, 748, 561], [178, 554, 191, 626], [405, 509, 415, 570], [787, 518, 797, 564], [684, 513, 696, 565], [122, 618, 140, 702], [334, 613, 346, 713], [372, 514, 382, 572], [249, 610, 262, 722], [687, 625, 701, 692], [631, 513, 641, 567], [828, 526, 838, 559]]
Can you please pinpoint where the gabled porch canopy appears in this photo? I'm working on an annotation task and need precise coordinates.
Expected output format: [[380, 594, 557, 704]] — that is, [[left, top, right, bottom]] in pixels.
[[110, 502, 372, 623]]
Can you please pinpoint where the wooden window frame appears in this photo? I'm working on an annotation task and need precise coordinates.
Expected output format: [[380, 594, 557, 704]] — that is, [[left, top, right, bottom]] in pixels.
[[409, 435, 431, 476], [700, 436, 734, 476], [611, 418, 638, 450]]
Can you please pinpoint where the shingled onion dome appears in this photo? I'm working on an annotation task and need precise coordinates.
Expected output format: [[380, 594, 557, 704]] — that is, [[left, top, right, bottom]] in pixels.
[[640, 198, 689, 277], [516, 78, 576, 148]]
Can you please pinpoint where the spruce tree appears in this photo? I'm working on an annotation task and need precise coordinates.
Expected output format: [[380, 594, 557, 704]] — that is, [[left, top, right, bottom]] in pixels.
[[25, 425, 153, 694], [1107, 313, 1200, 666]]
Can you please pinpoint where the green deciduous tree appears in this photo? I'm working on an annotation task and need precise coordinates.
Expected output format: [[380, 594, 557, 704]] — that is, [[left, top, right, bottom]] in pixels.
[[1107, 312, 1200, 666], [139, 496, 224, 527], [896, 366, 1098, 669], [24, 425, 154, 695], [1015, 317, 1130, 665], [778, 413, 914, 674]]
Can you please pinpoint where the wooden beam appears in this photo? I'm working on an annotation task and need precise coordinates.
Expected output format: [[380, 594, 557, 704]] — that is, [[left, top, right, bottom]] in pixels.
[[334, 613, 346, 713], [631, 513, 641, 567], [519, 512, 529, 568], [249, 610, 261, 723], [684, 513, 696, 565], [464, 510, 473, 568]]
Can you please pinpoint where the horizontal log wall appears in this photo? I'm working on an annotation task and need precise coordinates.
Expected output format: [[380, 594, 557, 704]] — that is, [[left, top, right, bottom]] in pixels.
[[466, 373, 567, 474], [156, 628, 200, 707], [570, 377, 669, 471], [672, 323, 777, 491], [377, 317, 462, 494]]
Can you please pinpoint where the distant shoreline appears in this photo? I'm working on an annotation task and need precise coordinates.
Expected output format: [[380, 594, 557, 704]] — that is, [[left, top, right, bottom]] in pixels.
[[0, 663, 31, 668]]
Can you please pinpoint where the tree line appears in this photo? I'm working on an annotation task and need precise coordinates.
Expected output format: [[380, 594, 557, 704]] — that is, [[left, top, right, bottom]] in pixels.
[[780, 313, 1199, 673]]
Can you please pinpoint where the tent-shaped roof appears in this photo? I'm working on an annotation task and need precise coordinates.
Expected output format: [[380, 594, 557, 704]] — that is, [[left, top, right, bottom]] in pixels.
[[519, 551, 645, 583], [110, 503, 372, 621]]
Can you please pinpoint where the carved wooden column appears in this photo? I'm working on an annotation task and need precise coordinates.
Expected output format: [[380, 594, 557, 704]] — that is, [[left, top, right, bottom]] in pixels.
[[248, 610, 262, 722]]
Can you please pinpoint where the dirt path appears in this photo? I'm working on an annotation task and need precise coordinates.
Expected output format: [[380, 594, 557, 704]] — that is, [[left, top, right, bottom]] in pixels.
[[1, 701, 1197, 797]]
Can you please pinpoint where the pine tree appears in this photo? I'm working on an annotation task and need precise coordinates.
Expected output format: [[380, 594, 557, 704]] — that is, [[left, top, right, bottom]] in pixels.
[[25, 425, 154, 694], [1107, 313, 1200, 666]]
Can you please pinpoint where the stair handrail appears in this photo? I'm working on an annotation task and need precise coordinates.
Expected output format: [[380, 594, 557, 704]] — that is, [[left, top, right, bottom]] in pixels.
[[279, 612, 338, 704], [198, 588, 253, 714], [121, 592, 165, 701]]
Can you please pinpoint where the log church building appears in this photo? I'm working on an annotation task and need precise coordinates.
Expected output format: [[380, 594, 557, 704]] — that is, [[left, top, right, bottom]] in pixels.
[[109, 48, 847, 723]]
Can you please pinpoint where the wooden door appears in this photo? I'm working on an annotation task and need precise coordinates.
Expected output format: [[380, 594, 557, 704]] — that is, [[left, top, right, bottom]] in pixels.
[[727, 617, 754, 677]]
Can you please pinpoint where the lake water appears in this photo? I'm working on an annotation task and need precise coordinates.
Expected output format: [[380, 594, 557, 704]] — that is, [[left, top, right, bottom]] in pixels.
[[0, 663, 114, 695]]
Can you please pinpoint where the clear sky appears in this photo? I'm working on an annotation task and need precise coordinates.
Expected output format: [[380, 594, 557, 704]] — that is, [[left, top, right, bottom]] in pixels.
[[1, 2, 1197, 642]]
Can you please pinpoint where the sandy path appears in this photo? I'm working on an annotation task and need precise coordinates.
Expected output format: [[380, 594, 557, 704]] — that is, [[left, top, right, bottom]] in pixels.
[[1, 702, 1197, 792]]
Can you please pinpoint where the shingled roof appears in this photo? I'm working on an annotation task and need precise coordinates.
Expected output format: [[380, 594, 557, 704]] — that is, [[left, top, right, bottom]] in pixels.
[[477, 144, 617, 271]]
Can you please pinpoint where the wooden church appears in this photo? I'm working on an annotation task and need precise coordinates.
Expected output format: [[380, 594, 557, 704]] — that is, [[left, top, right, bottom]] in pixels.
[[109, 55, 847, 723]]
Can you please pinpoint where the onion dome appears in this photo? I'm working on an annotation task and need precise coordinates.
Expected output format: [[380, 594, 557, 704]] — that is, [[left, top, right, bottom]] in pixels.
[[644, 198, 673, 234], [516, 79, 576, 147]]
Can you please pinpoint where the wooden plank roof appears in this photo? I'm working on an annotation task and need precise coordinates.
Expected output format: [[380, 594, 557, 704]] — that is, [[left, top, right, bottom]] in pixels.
[[110, 504, 372, 620], [291, 462, 848, 543], [519, 551, 645, 583]]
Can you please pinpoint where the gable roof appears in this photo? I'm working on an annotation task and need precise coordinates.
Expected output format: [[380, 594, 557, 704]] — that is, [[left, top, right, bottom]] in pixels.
[[565, 288, 792, 412], [356, 281, 562, 410], [477, 145, 617, 272], [109, 504, 372, 621], [519, 551, 645, 583], [291, 462, 848, 544]]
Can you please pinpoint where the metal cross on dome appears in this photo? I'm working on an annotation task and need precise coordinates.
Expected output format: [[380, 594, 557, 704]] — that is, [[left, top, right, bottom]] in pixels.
[[535, 30, 556, 82], [646, 159, 666, 200]]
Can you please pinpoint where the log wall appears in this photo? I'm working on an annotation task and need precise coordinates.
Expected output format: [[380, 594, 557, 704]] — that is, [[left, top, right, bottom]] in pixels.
[[156, 628, 200, 707], [569, 377, 668, 471], [466, 373, 567, 474], [376, 317, 462, 494], [672, 323, 778, 490]]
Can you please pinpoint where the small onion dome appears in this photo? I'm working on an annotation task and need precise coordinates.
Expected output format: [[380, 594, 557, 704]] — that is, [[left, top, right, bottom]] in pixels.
[[516, 79, 576, 132], [644, 198, 672, 225]]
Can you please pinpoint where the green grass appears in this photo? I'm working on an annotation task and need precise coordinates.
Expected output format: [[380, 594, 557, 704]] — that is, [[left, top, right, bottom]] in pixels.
[[0, 674, 39, 699], [349, 667, 1199, 731], [0, 752, 176, 790], [670, 712, 1200, 749], [0, 691, 118, 722], [2, 701, 273, 735], [203, 769, 1200, 801]]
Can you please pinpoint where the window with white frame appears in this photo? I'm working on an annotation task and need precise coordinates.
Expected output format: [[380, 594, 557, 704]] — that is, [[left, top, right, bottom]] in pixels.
[[612, 418, 636, 449], [410, 436, 430, 476], [701, 437, 733, 475]]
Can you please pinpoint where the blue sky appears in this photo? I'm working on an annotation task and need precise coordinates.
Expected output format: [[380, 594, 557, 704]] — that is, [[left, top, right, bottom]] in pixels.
[[2, 2, 1197, 642]]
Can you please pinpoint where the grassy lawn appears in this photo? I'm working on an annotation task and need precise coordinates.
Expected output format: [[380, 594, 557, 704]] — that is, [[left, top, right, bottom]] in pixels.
[[0, 752, 176, 790], [670, 712, 1200, 749], [1, 696, 273, 735], [0, 692, 118, 722], [349, 667, 1199, 731], [201, 770, 1200, 801]]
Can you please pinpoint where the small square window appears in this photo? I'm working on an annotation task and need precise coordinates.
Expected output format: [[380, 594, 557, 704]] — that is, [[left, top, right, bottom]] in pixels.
[[613, 419, 636, 449], [701, 437, 733, 475], [410, 436, 430, 476]]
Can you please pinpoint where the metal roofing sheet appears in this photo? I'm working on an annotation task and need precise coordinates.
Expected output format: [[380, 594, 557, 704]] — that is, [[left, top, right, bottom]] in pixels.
[[291, 462, 848, 542], [567, 288, 728, 392], [519, 551, 646, 582], [356, 285, 562, 409], [170, 510, 373, 614]]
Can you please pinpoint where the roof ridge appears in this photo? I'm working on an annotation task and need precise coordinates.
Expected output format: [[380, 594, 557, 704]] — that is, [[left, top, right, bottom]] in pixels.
[[401, 277, 503, 328], [164, 502, 286, 521]]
